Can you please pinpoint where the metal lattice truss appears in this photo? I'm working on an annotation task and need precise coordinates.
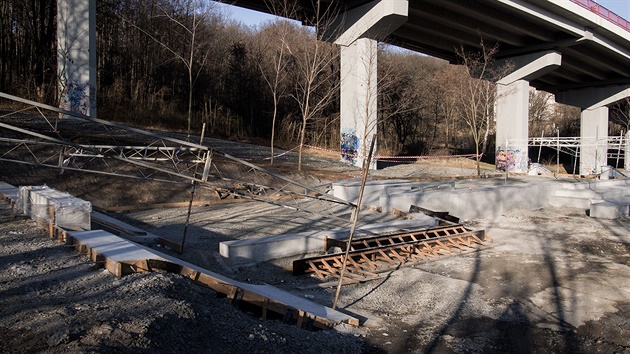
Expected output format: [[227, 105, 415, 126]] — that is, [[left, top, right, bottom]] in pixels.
[[509, 135, 628, 158], [0, 92, 354, 219]]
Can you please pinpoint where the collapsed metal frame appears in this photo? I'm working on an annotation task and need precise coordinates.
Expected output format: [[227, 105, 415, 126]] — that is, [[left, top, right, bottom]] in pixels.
[[0, 92, 354, 219], [293, 224, 492, 284]]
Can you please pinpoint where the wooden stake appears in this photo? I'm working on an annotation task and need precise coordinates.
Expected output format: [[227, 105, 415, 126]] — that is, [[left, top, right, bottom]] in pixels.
[[332, 135, 376, 310], [181, 123, 207, 254]]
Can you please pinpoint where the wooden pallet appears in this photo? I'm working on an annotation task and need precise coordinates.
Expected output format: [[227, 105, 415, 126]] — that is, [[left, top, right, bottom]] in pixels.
[[294, 225, 491, 283]]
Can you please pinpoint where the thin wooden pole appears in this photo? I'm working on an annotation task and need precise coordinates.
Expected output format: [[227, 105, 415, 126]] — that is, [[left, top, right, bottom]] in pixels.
[[615, 130, 623, 171], [181, 123, 207, 254], [557, 129, 560, 175], [537, 130, 544, 164], [332, 135, 376, 310]]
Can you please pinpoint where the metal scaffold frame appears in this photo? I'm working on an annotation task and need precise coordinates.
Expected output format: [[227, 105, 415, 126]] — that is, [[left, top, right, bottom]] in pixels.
[[0, 92, 354, 219], [507, 135, 628, 159]]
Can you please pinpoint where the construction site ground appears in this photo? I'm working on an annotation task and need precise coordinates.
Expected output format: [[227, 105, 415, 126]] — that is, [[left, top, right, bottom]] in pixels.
[[1, 137, 629, 353]]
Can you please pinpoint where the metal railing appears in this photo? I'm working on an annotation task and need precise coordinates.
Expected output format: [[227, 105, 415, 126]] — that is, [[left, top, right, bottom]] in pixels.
[[570, 0, 630, 32]]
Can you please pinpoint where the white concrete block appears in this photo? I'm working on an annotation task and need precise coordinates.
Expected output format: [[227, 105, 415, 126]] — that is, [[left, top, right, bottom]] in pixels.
[[331, 179, 412, 208], [219, 218, 437, 264], [590, 201, 630, 219], [382, 182, 560, 221]]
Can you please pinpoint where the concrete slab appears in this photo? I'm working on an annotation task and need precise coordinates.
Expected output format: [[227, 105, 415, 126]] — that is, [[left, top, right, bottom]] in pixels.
[[590, 200, 630, 219], [331, 179, 413, 208], [381, 182, 560, 220], [219, 217, 438, 263], [69, 229, 162, 262]]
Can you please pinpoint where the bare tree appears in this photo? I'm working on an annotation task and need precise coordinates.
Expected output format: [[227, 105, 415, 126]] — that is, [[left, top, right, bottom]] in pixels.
[[456, 40, 511, 175], [610, 97, 630, 135], [427, 64, 466, 151], [120, 0, 215, 138], [378, 52, 421, 155], [529, 89, 555, 137], [283, 0, 341, 171], [257, 1, 299, 164]]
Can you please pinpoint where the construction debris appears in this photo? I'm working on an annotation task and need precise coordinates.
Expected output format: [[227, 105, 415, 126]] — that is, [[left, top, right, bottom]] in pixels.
[[0, 182, 359, 329]]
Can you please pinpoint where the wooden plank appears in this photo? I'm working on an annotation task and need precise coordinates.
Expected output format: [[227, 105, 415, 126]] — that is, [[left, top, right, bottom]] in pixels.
[[33, 229, 361, 328], [104, 258, 122, 277]]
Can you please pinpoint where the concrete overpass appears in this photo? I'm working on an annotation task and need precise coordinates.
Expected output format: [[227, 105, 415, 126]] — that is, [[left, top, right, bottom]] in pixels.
[[58, 0, 630, 174], [229, 0, 630, 175]]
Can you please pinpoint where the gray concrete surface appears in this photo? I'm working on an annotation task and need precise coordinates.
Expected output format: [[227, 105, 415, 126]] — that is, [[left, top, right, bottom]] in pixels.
[[220, 216, 437, 264]]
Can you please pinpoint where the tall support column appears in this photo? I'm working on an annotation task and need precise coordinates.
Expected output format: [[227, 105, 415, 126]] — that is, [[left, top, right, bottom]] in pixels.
[[556, 86, 630, 176], [57, 0, 97, 117], [625, 131, 630, 172], [495, 80, 530, 172], [494, 50, 562, 172], [580, 107, 609, 175], [340, 38, 378, 168], [326, 0, 408, 168]]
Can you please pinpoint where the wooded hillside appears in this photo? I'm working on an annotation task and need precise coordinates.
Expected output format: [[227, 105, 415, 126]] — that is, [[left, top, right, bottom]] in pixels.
[[1, 0, 590, 159]]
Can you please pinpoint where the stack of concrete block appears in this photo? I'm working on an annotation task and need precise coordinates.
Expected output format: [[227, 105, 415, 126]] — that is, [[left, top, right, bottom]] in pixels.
[[17, 185, 91, 231]]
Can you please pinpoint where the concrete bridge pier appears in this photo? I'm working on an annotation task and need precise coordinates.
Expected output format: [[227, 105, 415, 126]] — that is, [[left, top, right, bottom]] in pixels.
[[580, 106, 609, 175], [557, 86, 630, 176], [327, 0, 408, 168], [57, 0, 97, 117], [495, 51, 561, 172]]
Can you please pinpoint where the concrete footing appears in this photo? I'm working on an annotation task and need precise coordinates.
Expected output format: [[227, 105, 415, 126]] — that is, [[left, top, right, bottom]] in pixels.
[[381, 182, 559, 221], [219, 217, 437, 264], [331, 179, 455, 209], [590, 199, 630, 219], [223, 176, 629, 263]]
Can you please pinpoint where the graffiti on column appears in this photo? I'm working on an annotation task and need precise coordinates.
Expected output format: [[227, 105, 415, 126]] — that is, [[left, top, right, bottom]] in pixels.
[[341, 130, 358, 164], [496, 147, 527, 172], [60, 81, 96, 116], [581, 162, 597, 175]]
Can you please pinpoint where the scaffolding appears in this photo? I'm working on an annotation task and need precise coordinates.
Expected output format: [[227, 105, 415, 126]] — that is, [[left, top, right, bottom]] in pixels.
[[525, 135, 627, 159], [0, 92, 354, 220]]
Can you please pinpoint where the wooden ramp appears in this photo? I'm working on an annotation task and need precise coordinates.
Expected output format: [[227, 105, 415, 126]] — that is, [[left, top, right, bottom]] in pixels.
[[66, 229, 359, 329]]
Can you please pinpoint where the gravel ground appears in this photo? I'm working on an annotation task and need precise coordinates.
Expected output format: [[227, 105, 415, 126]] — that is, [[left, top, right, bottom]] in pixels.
[[0, 201, 366, 353]]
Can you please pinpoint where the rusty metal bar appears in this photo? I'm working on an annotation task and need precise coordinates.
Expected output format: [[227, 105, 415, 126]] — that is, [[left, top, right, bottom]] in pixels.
[[294, 227, 491, 282]]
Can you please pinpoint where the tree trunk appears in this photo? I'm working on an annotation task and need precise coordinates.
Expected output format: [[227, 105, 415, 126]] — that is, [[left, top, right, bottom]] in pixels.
[[298, 115, 307, 171]]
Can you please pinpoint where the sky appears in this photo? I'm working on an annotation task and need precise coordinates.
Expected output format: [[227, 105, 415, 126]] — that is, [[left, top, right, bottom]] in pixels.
[[216, 1, 630, 28]]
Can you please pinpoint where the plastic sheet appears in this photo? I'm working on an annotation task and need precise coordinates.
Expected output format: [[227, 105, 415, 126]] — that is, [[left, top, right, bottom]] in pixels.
[[18, 185, 91, 231]]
